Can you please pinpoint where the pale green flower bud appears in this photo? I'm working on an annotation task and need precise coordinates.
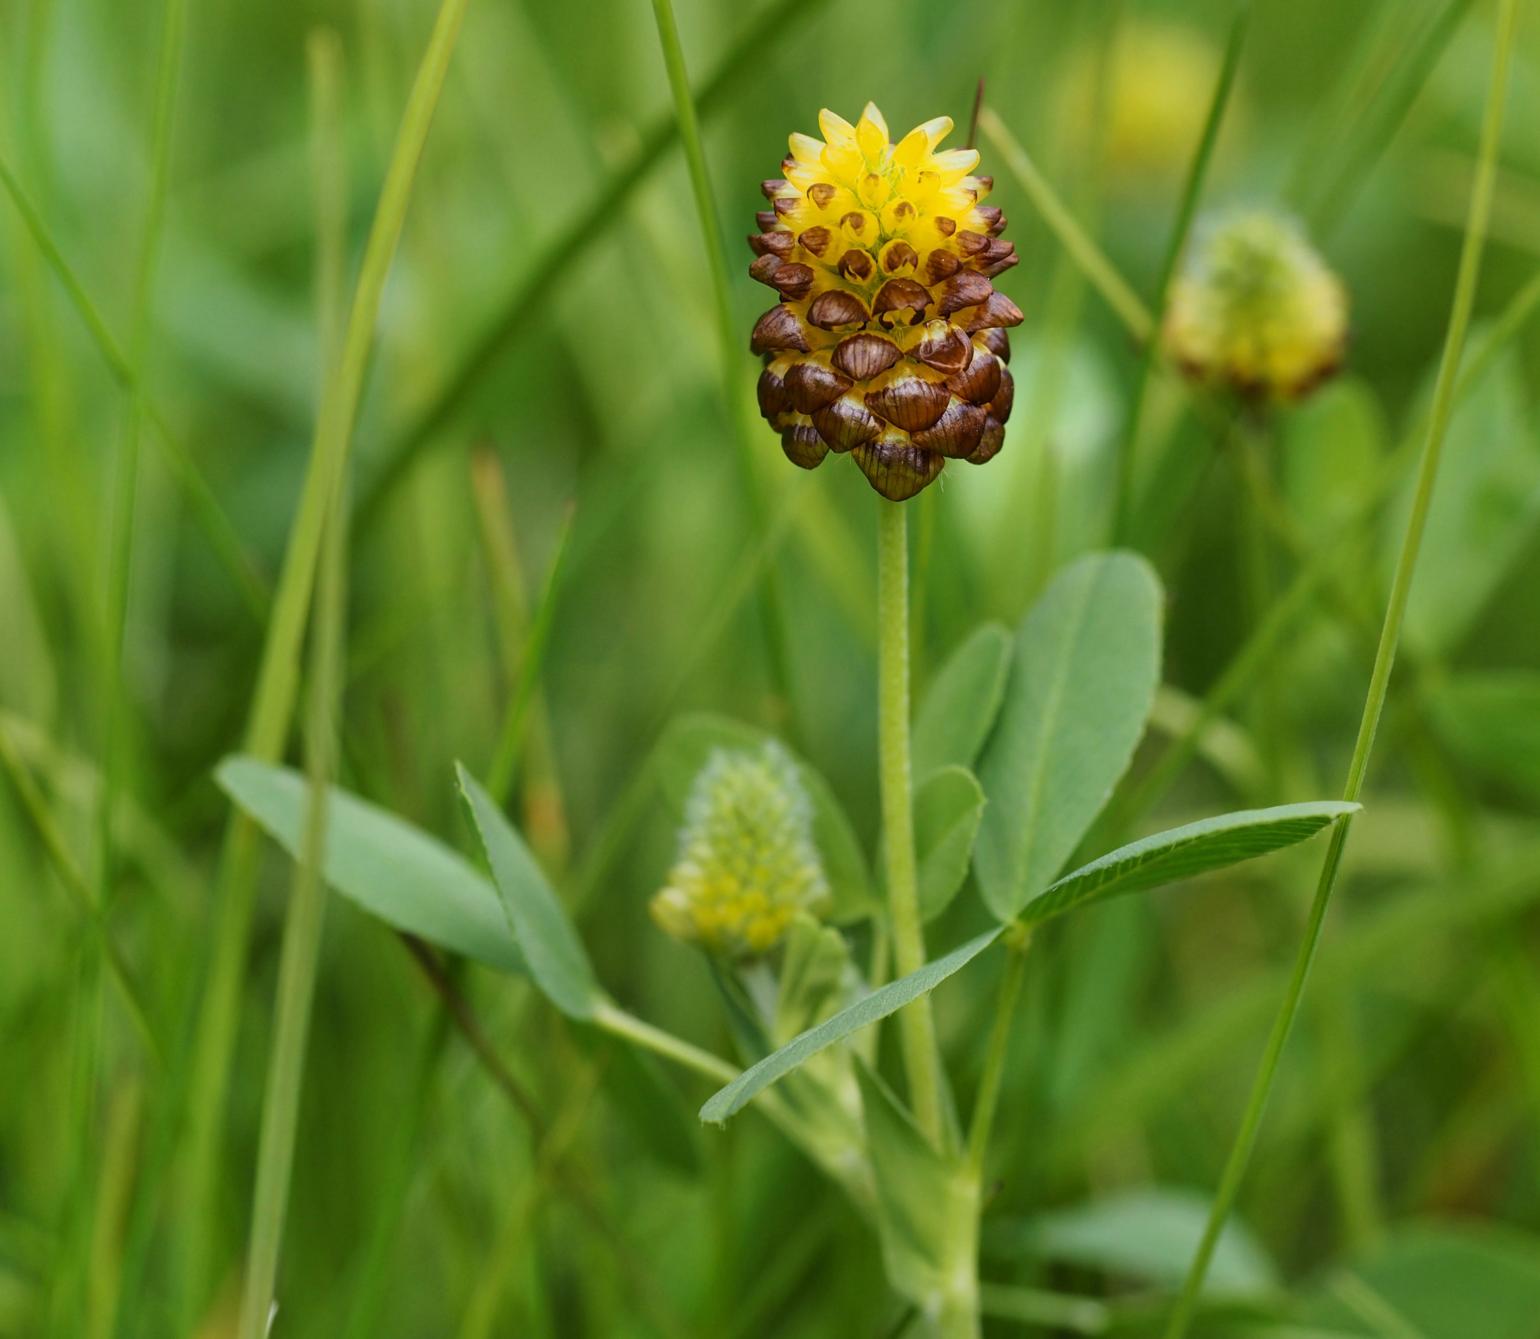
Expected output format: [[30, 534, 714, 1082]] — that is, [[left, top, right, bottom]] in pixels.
[[651, 743, 829, 958], [1164, 208, 1348, 401]]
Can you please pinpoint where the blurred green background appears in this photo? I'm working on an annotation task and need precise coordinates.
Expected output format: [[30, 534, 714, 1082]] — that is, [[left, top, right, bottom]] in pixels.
[[3, 0, 1540, 1334]]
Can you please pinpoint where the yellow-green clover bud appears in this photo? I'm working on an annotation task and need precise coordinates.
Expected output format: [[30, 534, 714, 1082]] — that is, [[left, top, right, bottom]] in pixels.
[[1164, 208, 1348, 401], [651, 743, 829, 958]]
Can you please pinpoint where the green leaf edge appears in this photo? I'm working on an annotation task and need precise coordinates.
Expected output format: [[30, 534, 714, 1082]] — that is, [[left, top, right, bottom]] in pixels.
[[1020, 800, 1361, 927], [699, 800, 1359, 1127], [456, 762, 603, 1020], [698, 928, 1002, 1126], [216, 755, 527, 976]]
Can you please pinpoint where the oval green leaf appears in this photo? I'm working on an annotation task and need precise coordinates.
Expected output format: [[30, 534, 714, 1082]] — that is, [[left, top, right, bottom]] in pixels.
[[976, 552, 1163, 921], [457, 763, 601, 1019], [986, 1188, 1279, 1294], [1021, 801, 1359, 928], [914, 766, 986, 922], [913, 621, 1012, 778], [216, 755, 526, 975], [699, 928, 1001, 1126]]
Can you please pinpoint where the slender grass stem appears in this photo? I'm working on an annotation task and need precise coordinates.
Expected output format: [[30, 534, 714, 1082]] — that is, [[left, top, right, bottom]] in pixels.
[[178, 0, 471, 1316], [98, 0, 185, 923], [647, 0, 734, 379], [646, 0, 795, 727], [0, 724, 162, 1063], [358, 0, 831, 527], [966, 930, 1029, 1176], [876, 500, 945, 1149], [469, 448, 571, 866], [235, 34, 347, 1339], [1109, 0, 1250, 543], [0, 153, 266, 618], [1304, 0, 1475, 238], [488, 505, 574, 804], [401, 968, 690, 1338], [79, 52, 187, 1320], [977, 107, 1152, 344], [84, 1078, 141, 1339], [1232, 417, 1283, 792], [1163, 5, 1516, 1332]]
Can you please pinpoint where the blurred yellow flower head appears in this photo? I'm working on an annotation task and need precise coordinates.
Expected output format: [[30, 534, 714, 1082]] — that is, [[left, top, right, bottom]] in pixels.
[[749, 102, 1022, 501], [651, 744, 829, 958], [1163, 208, 1348, 401], [1059, 21, 1245, 182]]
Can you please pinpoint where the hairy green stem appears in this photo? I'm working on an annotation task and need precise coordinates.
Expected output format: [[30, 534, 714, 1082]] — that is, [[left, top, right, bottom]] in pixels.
[[876, 500, 945, 1148], [1163, 3, 1516, 1332]]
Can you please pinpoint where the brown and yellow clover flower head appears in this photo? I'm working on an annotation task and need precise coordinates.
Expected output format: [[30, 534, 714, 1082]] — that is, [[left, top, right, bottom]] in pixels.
[[650, 743, 829, 959], [748, 103, 1022, 501], [1164, 208, 1348, 402]]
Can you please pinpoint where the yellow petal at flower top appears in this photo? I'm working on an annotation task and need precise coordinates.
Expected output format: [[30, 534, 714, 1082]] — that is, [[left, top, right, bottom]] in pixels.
[[748, 103, 1022, 500], [1164, 209, 1348, 401]]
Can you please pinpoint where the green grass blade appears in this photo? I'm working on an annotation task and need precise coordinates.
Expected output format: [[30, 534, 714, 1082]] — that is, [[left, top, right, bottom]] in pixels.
[[0, 723, 162, 1065], [647, 0, 735, 378], [1109, 0, 1251, 541], [1163, 3, 1519, 1331], [487, 505, 574, 805], [0, 153, 267, 619], [355, 0, 831, 527], [977, 106, 1153, 344], [178, 0, 473, 1313], [237, 39, 348, 1331], [1304, 0, 1475, 238]]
